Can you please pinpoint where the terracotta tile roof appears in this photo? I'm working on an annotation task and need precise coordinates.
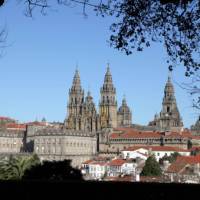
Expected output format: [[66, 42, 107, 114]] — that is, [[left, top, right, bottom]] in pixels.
[[110, 128, 192, 139], [166, 161, 187, 173], [166, 155, 200, 173], [123, 145, 190, 152], [6, 123, 26, 130], [110, 127, 195, 139], [82, 157, 108, 166], [107, 159, 127, 166], [176, 155, 200, 164], [111, 129, 161, 139], [82, 160, 93, 165], [0, 116, 14, 121]]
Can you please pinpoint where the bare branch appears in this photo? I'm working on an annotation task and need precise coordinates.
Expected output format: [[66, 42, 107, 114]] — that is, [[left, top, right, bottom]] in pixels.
[[0, 27, 8, 57]]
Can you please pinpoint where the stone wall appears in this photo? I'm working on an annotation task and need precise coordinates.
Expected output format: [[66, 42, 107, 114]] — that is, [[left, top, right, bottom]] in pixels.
[[0, 130, 24, 153]]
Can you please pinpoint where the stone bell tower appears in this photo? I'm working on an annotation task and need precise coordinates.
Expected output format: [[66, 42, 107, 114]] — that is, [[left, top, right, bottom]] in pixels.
[[99, 64, 118, 129], [64, 69, 85, 130], [150, 73, 184, 131]]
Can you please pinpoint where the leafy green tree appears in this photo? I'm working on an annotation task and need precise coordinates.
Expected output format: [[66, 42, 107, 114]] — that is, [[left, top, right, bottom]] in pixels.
[[141, 156, 162, 176], [0, 154, 40, 180], [187, 139, 193, 150]]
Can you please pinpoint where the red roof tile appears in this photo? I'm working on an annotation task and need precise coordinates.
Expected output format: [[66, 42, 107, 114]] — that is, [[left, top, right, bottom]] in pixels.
[[123, 145, 190, 152], [167, 155, 200, 173], [82, 160, 93, 165], [166, 162, 187, 173], [176, 155, 200, 164], [110, 128, 193, 140], [0, 116, 14, 120], [108, 159, 127, 166], [6, 123, 26, 130]]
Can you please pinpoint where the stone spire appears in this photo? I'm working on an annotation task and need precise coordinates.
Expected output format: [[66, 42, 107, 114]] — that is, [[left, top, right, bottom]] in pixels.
[[101, 64, 116, 103], [162, 74, 177, 113], [154, 73, 183, 131], [164, 73, 175, 100], [68, 69, 84, 105], [117, 95, 132, 127], [64, 69, 84, 130], [71, 69, 82, 92], [99, 64, 117, 128], [104, 65, 113, 84]]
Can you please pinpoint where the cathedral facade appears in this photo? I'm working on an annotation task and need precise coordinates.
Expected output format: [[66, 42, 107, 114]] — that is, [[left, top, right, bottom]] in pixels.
[[64, 66, 132, 131]]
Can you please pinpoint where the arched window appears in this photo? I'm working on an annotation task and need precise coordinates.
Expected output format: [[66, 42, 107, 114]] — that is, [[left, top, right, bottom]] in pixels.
[[167, 106, 170, 112]]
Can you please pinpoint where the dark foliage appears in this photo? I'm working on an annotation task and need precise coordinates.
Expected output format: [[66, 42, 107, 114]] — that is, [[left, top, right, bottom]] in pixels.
[[141, 156, 162, 176], [0, 0, 4, 7], [187, 139, 193, 149], [105, 0, 200, 77], [23, 159, 83, 181], [191, 147, 200, 155], [159, 152, 180, 164]]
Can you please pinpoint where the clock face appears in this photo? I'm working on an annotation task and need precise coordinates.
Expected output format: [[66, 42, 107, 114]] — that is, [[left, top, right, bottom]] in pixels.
[[165, 113, 169, 117]]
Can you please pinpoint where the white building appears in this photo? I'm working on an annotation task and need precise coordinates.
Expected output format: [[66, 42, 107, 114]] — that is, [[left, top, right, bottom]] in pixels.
[[122, 146, 190, 161], [107, 159, 137, 177], [122, 150, 148, 160], [88, 162, 107, 180]]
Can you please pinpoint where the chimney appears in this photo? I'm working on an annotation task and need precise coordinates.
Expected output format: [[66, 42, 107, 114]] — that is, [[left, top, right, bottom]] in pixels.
[[136, 173, 140, 182]]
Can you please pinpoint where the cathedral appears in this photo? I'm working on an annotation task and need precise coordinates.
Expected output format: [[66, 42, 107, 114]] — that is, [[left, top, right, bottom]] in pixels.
[[0, 64, 199, 167], [64, 66, 183, 133], [64, 66, 132, 132]]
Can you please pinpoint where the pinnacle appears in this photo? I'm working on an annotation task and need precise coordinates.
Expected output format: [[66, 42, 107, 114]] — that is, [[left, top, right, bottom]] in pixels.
[[104, 64, 113, 84], [167, 70, 172, 83], [71, 69, 82, 91], [87, 90, 91, 97], [122, 95, 127, 106]]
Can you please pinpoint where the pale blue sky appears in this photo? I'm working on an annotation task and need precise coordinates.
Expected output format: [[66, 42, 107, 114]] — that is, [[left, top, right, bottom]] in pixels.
[[0, 1, 198, 127]]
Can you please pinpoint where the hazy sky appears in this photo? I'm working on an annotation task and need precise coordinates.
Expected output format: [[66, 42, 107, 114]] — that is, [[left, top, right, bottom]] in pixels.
[[0, 1, 199, 127]]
